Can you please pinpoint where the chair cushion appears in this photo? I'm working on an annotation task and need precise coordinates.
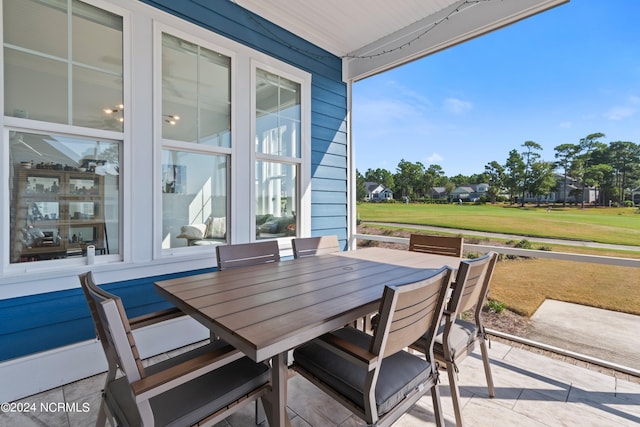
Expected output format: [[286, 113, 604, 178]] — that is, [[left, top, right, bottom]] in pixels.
[[105, 340, 270, 427], [433, 318, 478, 359], [293, 327, 433, 416]]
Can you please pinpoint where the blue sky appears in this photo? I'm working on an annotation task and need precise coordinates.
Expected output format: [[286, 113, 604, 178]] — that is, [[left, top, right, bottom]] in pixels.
[[352, 0, 640, 177]]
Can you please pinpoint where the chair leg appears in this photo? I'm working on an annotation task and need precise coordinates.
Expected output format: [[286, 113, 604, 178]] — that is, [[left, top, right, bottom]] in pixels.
[[446, 361, 464, 427], [479, 339, 495, 398], [254, 399, 267, 425], [96, 366, 117, 427], [95, 398, 109, 427], [430, 382, 445, 427]]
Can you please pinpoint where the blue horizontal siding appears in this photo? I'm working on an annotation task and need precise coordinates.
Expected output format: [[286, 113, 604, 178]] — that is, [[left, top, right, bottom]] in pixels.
[[312, 191, 348, 205], [312, 126, 347, 150], [312, 204, 348, 217], [312, 165, 348, 181], [312, 112, 347, 134], [312, 177, 348, 193], [312, 151, 347, 169], [0, 268, 215, 362], [311, 216, 348, 231]]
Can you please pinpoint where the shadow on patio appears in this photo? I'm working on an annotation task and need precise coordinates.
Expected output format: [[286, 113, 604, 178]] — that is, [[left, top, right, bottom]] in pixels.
[[1, 339, 639, 427]]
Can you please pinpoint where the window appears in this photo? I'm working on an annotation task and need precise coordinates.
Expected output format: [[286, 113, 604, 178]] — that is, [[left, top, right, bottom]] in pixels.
[[9, 132, 120, 263], [3, 0, 123, 131], [160, 32, 231, 249], [254, 68, 302, 240], [4, 0, 123, 266]]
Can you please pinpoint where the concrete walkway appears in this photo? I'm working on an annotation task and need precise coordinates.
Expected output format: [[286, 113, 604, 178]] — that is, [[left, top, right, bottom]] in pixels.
[[528, 300, 640, 372]]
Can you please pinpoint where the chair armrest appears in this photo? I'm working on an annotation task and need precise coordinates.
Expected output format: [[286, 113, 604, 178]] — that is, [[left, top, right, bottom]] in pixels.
[[131, 344, 242, 401], [129, 307, 185, 330], [317, 332, 378, 370]]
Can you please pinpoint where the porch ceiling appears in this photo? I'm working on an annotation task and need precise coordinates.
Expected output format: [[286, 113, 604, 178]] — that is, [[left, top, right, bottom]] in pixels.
[[233, 0, 569, 81]]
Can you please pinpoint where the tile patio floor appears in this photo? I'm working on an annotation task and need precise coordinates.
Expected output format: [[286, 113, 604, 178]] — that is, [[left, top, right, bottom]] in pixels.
[[2, 339, 639, 427]]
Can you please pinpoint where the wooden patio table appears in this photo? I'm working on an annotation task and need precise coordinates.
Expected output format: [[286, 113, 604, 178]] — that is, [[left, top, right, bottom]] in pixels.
[[154, 247, 459, 427]]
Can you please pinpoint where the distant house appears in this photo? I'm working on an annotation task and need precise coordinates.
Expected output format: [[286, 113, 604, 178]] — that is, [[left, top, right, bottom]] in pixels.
[[428, 186, 448, 200], [524, 174, 600, 205], [364, 181, 393, 201], [632, 187, 640, 205], [450, 183, 489, 202]]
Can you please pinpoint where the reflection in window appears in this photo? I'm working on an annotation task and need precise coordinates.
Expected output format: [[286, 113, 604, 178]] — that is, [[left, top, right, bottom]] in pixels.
[[3, 0, 123, 131], [162, 150, 228, 248], [255, 68, 302, 241], [162, 33, 231, 147], [255, 161, 297, 240], [255, 69, 301, 158], [9, 132, 121, 263]]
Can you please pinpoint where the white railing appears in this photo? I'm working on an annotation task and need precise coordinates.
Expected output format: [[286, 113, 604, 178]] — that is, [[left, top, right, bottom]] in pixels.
[[353, 232, 640, 377], [353, 233, 640, 268]]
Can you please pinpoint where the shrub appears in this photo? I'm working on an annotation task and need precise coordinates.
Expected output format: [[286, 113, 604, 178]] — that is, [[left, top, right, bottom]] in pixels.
[[537, 245, 552, 251], [465, 251, 483, 259], [624, 200, 634, 208], [514, 239, 532, 249], [485, 299, 506, 314]]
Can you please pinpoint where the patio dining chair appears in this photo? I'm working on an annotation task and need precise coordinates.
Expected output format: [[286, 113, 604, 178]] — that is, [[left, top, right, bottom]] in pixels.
[[216, 240, 280, 270], [292, 267, 453, 427], [409, 251, 498, 427], [409, 233, 464, 258], [79, 272, 271, 427], [292, 235, 340, 258]]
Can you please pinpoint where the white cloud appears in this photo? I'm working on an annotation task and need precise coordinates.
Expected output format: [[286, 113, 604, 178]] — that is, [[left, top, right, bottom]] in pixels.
[[629, 95, 640, 105], [426, 153, 443, 163], [559, 121, 572, 129], [603, 106, 636, 120], [443, 97, 473, 114]]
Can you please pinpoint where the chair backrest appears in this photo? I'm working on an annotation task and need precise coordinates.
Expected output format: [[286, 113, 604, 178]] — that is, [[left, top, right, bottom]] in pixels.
[[449, 252, 498, 324], [216, 240, 280, 270], [372, 267, 453, 359], [409, 234, 463, 258], [80, 272, 146, 383], [292, 235, 340, 258]]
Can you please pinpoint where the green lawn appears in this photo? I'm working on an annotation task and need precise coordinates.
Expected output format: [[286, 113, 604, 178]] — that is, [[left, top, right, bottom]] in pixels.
[[357, 203, 640, 246]]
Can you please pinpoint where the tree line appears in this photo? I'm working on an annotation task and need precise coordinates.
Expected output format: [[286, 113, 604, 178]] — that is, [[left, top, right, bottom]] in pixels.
[[357, 133, 640, 206]]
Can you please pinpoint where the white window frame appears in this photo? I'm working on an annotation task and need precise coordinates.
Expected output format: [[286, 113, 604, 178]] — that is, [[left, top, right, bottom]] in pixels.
[[1, 0, 129, 276], [250, 59, 311, 244], [153, 22, 235, 258], [154, 21, 311, 257]]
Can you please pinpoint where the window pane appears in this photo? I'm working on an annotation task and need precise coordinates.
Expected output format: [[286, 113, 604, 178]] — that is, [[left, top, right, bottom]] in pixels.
[[3, 0, 123, 130], [162, 150, 228, 249], [10, 132, 121, 263], [199, 48, 231, 147], [255, 161, 297, 240], [72, 0, 122, 73], [162, 33, 231, 147], [4, 49, 68, 123], [255, 69, 301, 158], [3, 0, 67, 58], [73, 66, 123, 131]]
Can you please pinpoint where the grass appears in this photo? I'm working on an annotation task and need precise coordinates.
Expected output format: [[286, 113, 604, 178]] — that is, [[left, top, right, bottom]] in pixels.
[[491, 257, 640, 317], [355, 207, 640, 318], [357, 203, 640, 246]]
